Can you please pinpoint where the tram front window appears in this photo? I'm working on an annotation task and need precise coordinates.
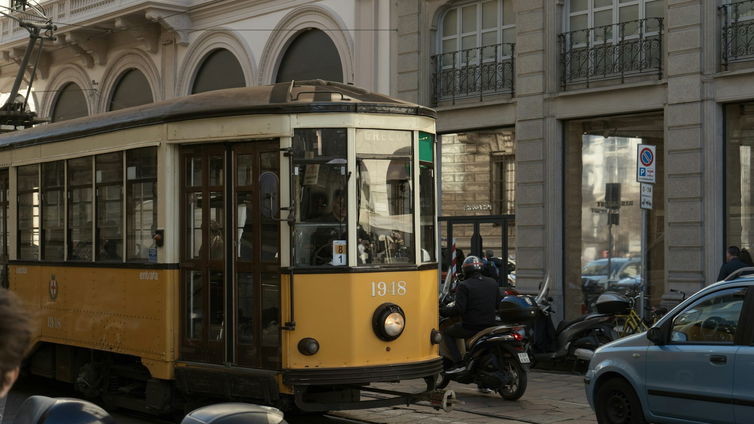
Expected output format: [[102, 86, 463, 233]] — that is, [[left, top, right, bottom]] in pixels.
[[292, 128, 349, 267], [356, 129, 414, 265]]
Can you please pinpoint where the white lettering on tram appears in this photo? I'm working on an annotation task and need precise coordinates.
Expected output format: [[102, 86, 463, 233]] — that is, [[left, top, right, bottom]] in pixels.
[[47, 317, 62, 329], [139, 272, 159, 281], [371, 280, 407, 297]]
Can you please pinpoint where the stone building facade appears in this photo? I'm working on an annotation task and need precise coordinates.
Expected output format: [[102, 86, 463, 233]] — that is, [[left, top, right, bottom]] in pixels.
[[0, 0, 750, 318], [396, 0, 754, 319]]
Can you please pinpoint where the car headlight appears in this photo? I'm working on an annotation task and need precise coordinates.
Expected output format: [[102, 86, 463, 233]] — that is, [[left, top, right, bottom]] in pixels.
[[372, 303, 406, 341]]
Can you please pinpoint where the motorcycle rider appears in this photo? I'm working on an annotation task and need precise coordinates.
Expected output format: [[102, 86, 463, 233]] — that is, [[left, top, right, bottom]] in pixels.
[[440, 255, 501, 374]]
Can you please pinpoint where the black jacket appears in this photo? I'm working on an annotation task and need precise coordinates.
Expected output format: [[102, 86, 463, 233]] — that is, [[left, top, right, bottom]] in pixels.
[[444, 274, 500, 331], [718, 257, 750, 281]]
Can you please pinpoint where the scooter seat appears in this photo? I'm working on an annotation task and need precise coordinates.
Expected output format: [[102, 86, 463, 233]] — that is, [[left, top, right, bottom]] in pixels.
[[556, 313, 609, 333], [467, 324, 515, 347]]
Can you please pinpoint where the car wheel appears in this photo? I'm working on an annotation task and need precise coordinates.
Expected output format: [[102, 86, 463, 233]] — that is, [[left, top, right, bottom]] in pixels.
[[595, 378, 647, 424]]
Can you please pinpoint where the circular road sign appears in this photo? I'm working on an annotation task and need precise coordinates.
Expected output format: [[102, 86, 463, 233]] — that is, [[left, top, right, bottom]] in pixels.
[[640, 147, 654, 166]]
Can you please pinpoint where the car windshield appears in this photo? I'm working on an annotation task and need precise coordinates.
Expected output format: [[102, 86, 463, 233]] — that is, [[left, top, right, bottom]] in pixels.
[[582, 261, 619, 276]]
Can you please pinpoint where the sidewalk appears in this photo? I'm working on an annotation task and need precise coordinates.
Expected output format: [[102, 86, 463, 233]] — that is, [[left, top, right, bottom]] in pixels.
[[333, 370, 596, 424]]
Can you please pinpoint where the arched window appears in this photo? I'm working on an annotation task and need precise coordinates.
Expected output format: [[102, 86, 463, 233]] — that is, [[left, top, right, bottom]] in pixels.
[[192, 49, 246, 94], [51, 82, 88, 122], [109, 69, 153, 111], [276, 29, 343, 82], [439, 0, 514, 57]]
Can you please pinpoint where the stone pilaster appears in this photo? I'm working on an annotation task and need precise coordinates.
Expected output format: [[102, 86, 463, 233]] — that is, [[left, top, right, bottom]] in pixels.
[[513, 0, 549, 293], [665, 0, 707, 293]]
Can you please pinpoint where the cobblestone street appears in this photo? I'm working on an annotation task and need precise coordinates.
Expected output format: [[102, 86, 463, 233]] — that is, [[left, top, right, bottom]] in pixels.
[[333, 370, 596, 424]]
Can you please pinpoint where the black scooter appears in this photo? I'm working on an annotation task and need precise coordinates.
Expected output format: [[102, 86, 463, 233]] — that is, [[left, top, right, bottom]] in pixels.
[[501, 276, 616, 371], [437, 290, 530, 400]]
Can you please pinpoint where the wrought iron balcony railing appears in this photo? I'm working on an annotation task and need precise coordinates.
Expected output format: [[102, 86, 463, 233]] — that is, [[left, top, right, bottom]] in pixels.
[[559, 18, 663, 89], [431, 43, 514, 105], [721, 0, 754, 69]]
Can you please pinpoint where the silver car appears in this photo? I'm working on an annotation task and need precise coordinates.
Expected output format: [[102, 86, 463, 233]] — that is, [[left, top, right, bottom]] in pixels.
[[585, 277, 754, 424]]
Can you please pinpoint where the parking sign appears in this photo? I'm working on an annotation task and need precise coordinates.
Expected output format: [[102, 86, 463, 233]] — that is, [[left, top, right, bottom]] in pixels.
[[636, 144, 656, 184]]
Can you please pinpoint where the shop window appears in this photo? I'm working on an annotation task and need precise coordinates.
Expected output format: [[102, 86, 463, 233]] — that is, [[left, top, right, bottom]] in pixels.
[[192, 49, 246, 94], [51, 82, 88, 122], [109, 69, 154, 111], [276, 30, 343, 83], [564, 112, 664, 319], [725, 103, 754, 253]]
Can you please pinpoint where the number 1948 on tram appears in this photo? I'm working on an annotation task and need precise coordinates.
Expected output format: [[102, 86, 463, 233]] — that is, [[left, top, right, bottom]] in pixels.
[[2, 80, 446, 413]]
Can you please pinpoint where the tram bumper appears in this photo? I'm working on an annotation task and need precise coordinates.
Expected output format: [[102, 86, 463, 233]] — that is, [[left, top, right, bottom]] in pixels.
[[284, 358, 447, 411]]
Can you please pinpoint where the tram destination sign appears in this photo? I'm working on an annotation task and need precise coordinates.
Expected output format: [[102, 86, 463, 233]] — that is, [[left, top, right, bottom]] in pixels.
[[636, 144, 656, 184]]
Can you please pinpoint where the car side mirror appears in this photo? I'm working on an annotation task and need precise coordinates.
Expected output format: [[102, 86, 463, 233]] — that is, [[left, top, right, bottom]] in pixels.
[[646, 326, 666, 346]]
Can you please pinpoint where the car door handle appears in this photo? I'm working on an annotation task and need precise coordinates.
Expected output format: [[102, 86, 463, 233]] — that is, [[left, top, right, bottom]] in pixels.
[[709, 355, 727, 365]]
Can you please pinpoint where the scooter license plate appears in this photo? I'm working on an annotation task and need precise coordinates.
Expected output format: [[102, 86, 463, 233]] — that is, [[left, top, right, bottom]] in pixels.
[[517, 352, 531, 364]]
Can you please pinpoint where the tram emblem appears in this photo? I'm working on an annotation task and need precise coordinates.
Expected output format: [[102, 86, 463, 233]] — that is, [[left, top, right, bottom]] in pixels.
[[49, 274, 58, 300]]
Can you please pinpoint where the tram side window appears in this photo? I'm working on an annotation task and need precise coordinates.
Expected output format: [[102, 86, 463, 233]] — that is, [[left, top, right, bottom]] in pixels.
[[42, 161, 65, 261], [356, 129, 415, 265], [291, 128, 348, 267], [126, 148, 157, 262], [68, 157, 93, 261], [96, 152, 123, 262], [419, 132, 436, 263], [17, 165, 39, 260]]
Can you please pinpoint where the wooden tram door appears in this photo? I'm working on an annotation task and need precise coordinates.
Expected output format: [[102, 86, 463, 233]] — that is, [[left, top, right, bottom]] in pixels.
[[180, 142, 281, 369]]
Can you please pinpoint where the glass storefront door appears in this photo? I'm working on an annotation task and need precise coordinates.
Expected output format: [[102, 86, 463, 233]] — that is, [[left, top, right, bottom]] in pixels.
[[564, 113, 665, 319]]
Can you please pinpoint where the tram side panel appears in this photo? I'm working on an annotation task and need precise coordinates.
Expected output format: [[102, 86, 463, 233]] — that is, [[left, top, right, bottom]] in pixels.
[[12, 265, 180, 380], [282, 269, 439, 369]]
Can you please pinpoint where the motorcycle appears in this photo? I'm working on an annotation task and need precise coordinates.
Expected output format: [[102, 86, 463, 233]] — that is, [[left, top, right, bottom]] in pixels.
[[499, 275, 616, 371], [437, 288, 530, 400]]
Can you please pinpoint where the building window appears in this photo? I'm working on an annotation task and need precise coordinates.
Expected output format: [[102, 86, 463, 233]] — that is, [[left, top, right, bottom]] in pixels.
[[109, 69, 153, 111], [192, 49, 246, 94], [434, 0, 515, 103], [567, 0, 664, 35], [561, 0, 664, 87], [51, 82, 88, 122], [276, 29, 343, 83], [491, 152, 515, 215], [564, 113, 664, 319], [721, 0, 754, 69]]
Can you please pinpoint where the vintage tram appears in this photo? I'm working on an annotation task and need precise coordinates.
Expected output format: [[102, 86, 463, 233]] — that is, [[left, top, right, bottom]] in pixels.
[[2, 81, 444, 413]]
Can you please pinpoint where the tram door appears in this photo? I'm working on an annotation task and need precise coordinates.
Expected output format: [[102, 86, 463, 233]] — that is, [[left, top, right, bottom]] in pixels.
[[180, 142, 281, 369]]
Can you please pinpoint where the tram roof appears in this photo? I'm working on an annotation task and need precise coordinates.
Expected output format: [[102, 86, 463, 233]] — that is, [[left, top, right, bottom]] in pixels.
[[0, 80, 436, 149]]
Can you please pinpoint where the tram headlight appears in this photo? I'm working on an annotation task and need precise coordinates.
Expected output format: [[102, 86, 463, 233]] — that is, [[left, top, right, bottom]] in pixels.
[[298, 338, 320, 356], [372, 303, 406, 341]]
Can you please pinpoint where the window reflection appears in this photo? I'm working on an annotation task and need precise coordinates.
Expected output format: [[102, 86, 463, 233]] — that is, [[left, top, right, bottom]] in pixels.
[[17, 165, 39, 260], [291, 128, 348, 267], [356, 129, 414, 265], [564, 113, 664, 319], [43, 161, 65, 260]]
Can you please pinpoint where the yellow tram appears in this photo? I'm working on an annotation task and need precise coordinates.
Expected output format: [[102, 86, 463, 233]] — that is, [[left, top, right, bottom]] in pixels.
[[2, 81, 444, 413]]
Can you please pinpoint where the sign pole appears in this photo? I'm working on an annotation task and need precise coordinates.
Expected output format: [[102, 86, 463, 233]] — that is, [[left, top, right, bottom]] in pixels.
[[640, 208, 647, 320], [637, 144, 655, 321]]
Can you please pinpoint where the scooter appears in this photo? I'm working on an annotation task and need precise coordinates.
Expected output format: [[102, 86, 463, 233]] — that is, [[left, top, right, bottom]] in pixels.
[[437, 290, 530, 400], [500, 276, 616, 371]]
